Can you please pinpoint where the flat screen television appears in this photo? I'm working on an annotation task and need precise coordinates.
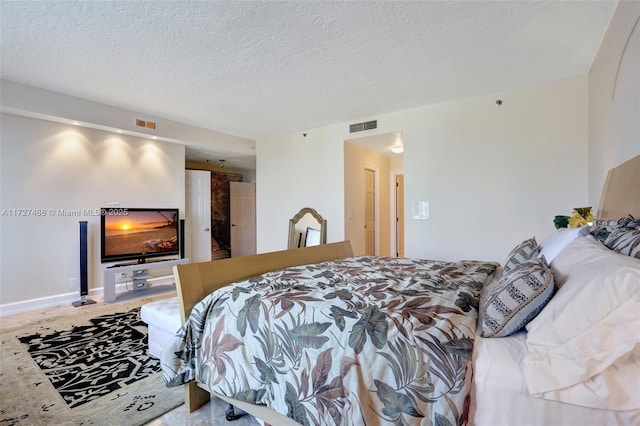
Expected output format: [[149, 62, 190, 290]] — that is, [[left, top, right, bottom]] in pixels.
[[100, 208, 180, 264]]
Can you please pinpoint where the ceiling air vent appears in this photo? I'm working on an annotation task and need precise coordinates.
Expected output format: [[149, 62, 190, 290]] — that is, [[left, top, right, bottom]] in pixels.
[[349, 120, 377, 133], [134, 118, 157, 131]]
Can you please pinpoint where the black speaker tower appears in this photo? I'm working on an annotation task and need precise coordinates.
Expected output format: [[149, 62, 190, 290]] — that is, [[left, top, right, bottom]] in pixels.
[[72, 221, 96, 307], [179, 219, 186, 259]]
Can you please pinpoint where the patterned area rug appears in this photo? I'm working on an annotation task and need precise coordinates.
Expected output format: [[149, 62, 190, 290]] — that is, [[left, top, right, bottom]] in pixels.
[[0, 301, 183, 425]]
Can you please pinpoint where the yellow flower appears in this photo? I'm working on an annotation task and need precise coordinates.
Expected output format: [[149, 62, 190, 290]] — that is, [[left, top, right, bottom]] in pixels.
[[568, 207, 593, 228]]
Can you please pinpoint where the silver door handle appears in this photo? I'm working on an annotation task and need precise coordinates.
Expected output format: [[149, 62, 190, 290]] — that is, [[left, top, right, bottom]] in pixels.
[[204, 228, 210, 231]]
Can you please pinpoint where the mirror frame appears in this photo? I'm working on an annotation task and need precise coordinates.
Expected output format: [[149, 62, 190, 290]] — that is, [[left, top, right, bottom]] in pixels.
[[288, 207, 327, 249]]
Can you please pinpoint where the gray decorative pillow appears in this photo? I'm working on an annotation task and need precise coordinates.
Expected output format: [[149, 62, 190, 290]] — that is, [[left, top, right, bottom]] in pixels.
[[591, 214, 635, 243], [604, 227, 640, 259], [480, 256, 554, 338], [503, 237, 539, 273]]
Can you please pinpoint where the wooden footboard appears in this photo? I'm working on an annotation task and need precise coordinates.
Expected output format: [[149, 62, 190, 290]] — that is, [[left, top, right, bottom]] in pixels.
[[172, 240, 354, 412]]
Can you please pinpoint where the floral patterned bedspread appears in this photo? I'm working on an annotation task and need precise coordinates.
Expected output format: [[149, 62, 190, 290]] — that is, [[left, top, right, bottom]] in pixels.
[[161, 256, 497, 426]]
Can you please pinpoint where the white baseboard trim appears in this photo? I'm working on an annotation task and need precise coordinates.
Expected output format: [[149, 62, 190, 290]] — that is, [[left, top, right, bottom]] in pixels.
[[0, 275, 175, 317]]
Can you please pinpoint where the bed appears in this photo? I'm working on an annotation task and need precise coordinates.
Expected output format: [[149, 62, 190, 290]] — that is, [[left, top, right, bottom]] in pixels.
[[161, 155, 640, 425], [470, 155, 640, 426]]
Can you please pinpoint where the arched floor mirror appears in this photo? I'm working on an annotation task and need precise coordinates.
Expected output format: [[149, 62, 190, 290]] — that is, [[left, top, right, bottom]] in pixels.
[[288, 207, 327, 249]]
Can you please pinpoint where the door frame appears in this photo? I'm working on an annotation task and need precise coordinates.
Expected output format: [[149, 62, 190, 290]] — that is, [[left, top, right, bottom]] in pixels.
[[390, 170, 404, 257]]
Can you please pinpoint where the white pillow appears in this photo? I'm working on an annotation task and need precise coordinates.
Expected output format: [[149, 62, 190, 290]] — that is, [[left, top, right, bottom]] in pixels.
[[528, 344, 640, 410], [536, 226, 589, 264], [523, 236, 640, 409]]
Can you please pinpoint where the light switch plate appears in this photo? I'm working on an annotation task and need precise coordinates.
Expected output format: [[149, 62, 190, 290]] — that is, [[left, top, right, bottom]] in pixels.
[[412, 201, 430, 220]]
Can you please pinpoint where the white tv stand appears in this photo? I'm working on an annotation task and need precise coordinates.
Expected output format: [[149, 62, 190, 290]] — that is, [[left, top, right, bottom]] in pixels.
[[103, 258, 189, 303]]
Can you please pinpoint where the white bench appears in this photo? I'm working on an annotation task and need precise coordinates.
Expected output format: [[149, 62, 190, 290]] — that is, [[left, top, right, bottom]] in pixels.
[[140, 297, 182, 359]]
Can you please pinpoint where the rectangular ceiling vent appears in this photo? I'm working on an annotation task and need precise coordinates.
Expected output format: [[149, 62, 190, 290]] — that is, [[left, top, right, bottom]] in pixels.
[[134, 118, 157, 131], [349, 120, 377, 133]]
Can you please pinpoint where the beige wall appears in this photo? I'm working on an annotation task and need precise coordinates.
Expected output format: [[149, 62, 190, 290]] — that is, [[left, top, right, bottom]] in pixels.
[[0, 113, 185, 307], [344, 142, 391, 256], [588, 0, 640, 210]]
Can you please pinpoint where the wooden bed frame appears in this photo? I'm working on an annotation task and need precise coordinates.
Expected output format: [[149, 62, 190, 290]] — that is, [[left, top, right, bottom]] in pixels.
[[171, 155, 639, 424]]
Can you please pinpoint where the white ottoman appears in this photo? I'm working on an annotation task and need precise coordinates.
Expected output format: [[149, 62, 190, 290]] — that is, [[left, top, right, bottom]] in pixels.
[[140, 297, 182, 359]]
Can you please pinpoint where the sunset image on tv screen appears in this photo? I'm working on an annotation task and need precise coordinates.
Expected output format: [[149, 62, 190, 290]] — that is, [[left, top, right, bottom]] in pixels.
[[104, 209, 178, 257]]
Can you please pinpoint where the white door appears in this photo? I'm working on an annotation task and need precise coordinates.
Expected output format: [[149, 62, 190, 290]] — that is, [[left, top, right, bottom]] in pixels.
[[185, 170, 212, 263], [364, 168, 376, 255], [230, 182, 256, 257]]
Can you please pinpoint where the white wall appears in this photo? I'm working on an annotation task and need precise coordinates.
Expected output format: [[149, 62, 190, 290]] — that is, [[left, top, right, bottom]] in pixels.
[[257, 77, 588, 263], [0, 113, 185, 306], [588, 0, 640, 209], [404, 78, 588, 262], [257, 127, 347, 252]]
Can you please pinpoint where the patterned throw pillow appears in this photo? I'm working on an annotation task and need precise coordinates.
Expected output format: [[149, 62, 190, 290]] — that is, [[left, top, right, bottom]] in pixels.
[[604, 227, 640, 259], [503, 237, 539, 273], [480, 256, 554, 338], [590, 214, 635, 243]]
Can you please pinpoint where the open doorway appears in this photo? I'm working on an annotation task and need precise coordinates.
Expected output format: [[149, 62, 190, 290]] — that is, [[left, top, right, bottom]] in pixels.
[[344, 132, 404, 256]]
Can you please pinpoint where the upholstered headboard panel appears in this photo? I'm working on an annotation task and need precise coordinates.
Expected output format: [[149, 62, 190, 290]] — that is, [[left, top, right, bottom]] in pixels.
[[597, 155, 640, 220]]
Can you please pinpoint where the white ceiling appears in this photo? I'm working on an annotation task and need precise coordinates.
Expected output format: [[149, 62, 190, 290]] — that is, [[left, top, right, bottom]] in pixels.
[[1, 1, 616, 166], [347, 131, 405, 158]]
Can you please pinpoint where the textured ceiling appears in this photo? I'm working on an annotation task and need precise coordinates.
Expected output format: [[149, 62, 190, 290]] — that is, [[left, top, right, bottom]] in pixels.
[[1, 1, 615, 145]]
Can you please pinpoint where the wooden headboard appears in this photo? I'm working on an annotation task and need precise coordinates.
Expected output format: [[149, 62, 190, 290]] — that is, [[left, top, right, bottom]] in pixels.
[[597, 155, 640, 220]]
